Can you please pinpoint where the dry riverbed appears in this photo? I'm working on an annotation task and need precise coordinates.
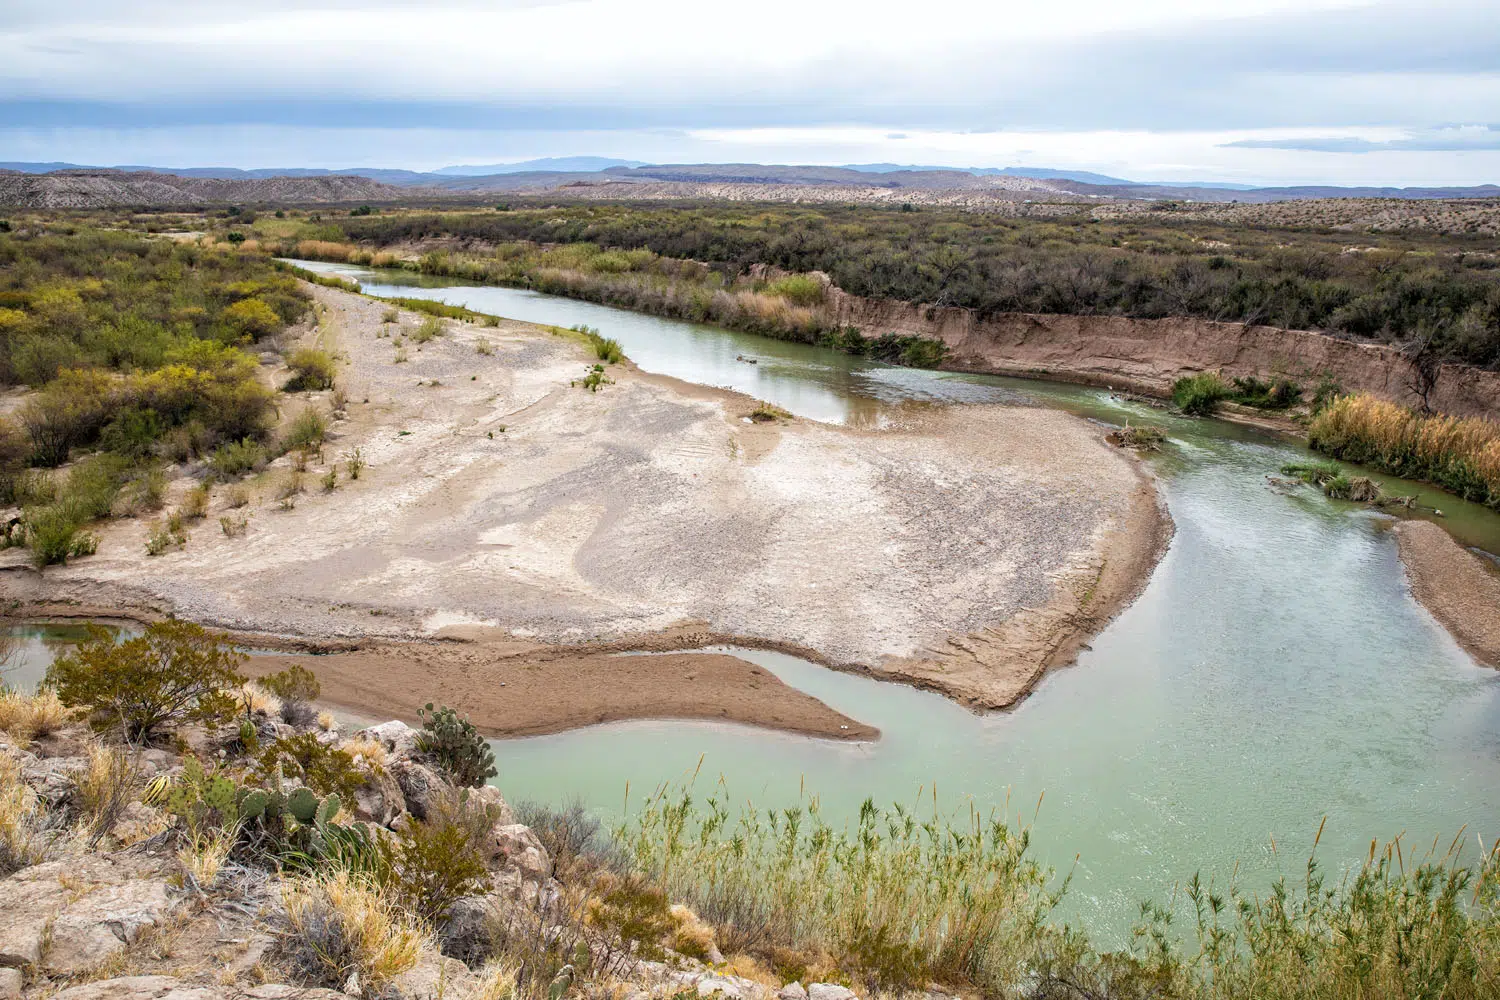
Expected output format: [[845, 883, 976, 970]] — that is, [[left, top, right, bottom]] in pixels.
[[1, 283, 1168, 736]]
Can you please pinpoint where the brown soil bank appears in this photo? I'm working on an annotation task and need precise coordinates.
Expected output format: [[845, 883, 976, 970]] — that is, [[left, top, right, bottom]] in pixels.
[[243, 641, 878, 741], [828, 289, 1500, 418], [1394, 520, 1500, 669], [0, 283, 1168, 735]]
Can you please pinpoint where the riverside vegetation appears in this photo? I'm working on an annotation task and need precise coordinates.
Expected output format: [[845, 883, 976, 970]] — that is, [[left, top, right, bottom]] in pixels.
[[226, 201, 1500, 370], [0, 226, 372, 566], [0, 621, 1495, 1000]]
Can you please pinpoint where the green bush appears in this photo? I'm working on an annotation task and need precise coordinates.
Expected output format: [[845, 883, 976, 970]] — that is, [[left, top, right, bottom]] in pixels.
[[47, 619, 246, 742], [252, 732, 364, 801], [410, 317, 443, 344], [767, 274, 825, 307], [259, 664, 321, 704], [209, 437, 269, 477], [282, 408, 328, 452], [284, 348, 338, 391], [380, 804, 492, 922], [1172, 372, 1232, 416], [416, 703, 497, 788]]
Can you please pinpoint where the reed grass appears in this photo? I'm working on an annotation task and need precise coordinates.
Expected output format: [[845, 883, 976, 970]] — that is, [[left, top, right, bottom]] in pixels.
[[1309, 393, 1500, 507]]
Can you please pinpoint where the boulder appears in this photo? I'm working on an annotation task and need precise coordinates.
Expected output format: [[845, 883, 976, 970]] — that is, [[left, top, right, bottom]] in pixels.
[[473, 784, 516, 826], [390, 759, 446, 821], [0, 874, 66, 966], [351, 765, 406, 828], [488, 823, 551, 878], [437, 894, 504, 965], [0, 966, 20, 999], [778, 984, 808, 1000], [807, 986, 858, 1000], [361, 720, 421, 759], [110, 801, 169, 846]]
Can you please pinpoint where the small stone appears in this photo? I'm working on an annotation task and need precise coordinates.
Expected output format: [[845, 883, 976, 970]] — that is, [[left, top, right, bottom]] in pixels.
[[0, 967, 21, 999], [808, 985, 857, 1000]]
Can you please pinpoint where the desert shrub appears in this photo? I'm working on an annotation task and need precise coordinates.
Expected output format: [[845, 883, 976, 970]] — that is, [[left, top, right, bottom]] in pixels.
[[283, 408, 327, 452], [571, 364, 613, 392], [1172, 372, 1232, 416], [382, 308, 400, 324], [260, 664, 321, 726], [23, 502, 99, 568], [1107, 424, 1167, 451], [750, 403, 792, 423], [1229, 375, 1302, 410], [285, 347, 338, 391], [145, 519, 184, 556], [112, 466, 168, 516], [411, 316, 443, 344], [252, 732, 363, 801], [381, 806, 493, 923], [222, 297, 283, 340], [767, 274, 825, 307], [178, 483, 210, 520], [514, 798, 622, 881], [210, 437, 269, 478], [416, 702, 497, 788], [46, 619, 246, 742], [220, 513, 249, 537], [344, 448, 365, 480], [0, 753, 47, 874], [273, 872, 426, 992]]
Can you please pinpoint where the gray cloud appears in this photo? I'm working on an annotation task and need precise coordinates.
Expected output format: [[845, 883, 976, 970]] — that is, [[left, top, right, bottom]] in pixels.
[[1223, 126, 1500, 153]]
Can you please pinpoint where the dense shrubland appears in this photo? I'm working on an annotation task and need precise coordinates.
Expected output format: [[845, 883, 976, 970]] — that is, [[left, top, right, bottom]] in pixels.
[[315, 204, 1500, 368], [0, 228, 313, 564]]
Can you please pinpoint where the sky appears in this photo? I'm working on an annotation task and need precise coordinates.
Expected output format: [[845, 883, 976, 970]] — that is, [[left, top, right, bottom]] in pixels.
[[2, 0, 1498, 186]]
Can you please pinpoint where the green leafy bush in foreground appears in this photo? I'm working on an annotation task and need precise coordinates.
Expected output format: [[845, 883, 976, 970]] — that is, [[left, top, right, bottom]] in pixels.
[[47, 619, 246, 742]]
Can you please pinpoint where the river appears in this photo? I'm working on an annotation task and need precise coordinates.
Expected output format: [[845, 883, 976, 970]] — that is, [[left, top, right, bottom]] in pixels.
[[20, 259, 1500, 941]]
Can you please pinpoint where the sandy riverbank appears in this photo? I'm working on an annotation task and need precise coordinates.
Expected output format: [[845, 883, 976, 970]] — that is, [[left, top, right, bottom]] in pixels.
[[1394, 520, 1500, 669], [0, 282, 1169, 734]]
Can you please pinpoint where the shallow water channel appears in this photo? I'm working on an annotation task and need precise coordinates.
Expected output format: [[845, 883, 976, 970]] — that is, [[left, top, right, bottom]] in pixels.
[[71, 260, 1500, 937]]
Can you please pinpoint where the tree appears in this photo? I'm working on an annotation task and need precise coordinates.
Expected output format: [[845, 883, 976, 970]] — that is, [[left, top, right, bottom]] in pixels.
[[47, 619, 246, 742]]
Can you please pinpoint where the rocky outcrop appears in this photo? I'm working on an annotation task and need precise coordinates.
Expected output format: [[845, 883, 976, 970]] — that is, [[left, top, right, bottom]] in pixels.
[[0, 855, 181, 974], [50, 976, 350, 999], [826, 288, 1500, 418]]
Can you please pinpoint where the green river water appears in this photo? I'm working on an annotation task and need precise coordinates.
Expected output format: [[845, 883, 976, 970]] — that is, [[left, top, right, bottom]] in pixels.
[[12, 260, 1500, 942]]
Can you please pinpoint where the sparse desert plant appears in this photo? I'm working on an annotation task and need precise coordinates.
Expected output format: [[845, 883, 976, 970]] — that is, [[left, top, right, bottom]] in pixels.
[[220, 513, 249, 537], [112, 467, 168, 517], [178, 823, 239, 892], [273, 871, 426, 992], [283, 407, 328, 452], [344, 448, 365, 480], [47, 619, 246, 743], [393, 347, 409, 364], [321, 467, 338, 492], [749, 403, 792, 423], [277, 471, 305, 508], [260, 664, 321, 726], [571, 324, 623, 364], [382, 307, 400, 324], [416, 702, 497, 788], [178, 483, 211, 520], [411, 316, 443, 344], [475, 338, 494, 356], [331, 387, 348, 414], [225, 484, 251, 508], [73, 743, 140, 846], [571, 364, 613, 393], [210, 438, 269, 478], [285, 347, 338, 391], [145, 519, 184, 556], [0, 753, 47, 874]]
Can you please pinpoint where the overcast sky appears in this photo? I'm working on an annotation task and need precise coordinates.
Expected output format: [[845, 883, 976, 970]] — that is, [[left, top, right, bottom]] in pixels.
[[2, 0, 1498, 185]]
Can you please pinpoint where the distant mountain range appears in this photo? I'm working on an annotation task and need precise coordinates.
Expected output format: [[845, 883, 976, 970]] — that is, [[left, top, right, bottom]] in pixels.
[[0, 159, 1496, 208]]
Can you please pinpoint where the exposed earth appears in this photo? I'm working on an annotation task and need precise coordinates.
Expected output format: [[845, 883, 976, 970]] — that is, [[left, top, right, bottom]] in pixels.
[[0, 282, 1167, 735], [1394, 519, 1500, 669]]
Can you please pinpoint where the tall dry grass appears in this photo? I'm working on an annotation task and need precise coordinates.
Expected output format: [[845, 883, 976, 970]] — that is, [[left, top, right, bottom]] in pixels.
[[1308, 393, 1500, 506]]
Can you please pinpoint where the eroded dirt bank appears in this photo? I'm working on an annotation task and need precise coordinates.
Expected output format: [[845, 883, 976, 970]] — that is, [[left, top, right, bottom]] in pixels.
[[828, 289, 1500, 418], [1, 283, 1169, 733], [1394, 520, 1500, 669]]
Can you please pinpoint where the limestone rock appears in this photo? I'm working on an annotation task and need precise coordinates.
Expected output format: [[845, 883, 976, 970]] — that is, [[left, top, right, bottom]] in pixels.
[[390, 759, 445, 821], [361, 720, 420, 759], [46, 877, 181, 974], [50, 975, 348, 999], [387, 951, 476, 999], [473, 784, 516, 826], [777, 984, 808, 1000], [0, 966, 21, 999], [807, 985, 858, 1000], [437, 894, 504, 965], [489, 822, 551, 878], [111, 801, 169, 846], [351, 765, 406, 828]]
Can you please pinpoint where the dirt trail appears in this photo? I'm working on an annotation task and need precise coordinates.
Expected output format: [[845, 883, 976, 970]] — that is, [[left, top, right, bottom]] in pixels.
[[1394, 520, 1500, 669], [1, 284, 1169, 735]]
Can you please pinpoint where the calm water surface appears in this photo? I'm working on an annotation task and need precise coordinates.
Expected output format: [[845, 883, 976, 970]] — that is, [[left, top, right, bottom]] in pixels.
[[238, 262, 1500, 935]]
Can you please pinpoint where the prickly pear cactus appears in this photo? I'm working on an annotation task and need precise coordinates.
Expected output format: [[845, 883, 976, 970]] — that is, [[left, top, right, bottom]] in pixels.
[[240, 789, 269, 821], [315, 793, 341, 829], [288, 787, 319, 824]]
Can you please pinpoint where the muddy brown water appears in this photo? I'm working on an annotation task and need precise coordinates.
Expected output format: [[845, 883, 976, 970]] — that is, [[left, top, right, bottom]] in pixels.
[[19, 260, 1500, 941]]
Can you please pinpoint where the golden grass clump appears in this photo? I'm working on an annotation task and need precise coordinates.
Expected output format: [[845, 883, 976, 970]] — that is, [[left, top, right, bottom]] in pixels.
[[1309, 393, 1500, 507], [0, 751, 46, 872], [0, 686, 72, 743], [178, 825, 239, 892], [74, 743, 140, 846], [239, 682, 283, 718], [342, 734, 389, 771], [277, 871, 427, 991]]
